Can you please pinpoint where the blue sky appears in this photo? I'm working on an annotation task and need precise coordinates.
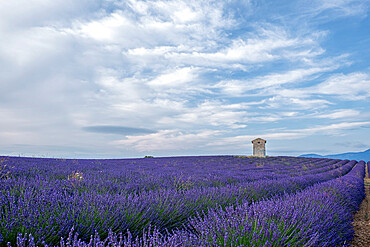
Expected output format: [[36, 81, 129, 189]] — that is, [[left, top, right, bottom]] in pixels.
[[0, 0, 369, 158]]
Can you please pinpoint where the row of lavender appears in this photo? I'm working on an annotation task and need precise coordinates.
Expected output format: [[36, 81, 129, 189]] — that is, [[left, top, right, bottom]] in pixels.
[[15, 160, 365, 247], [0, 156, 345, 192], [0, 156, 364, 246]]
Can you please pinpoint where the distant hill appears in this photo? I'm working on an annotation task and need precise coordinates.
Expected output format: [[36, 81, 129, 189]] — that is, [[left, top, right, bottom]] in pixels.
[[300, 149, 370, 162]]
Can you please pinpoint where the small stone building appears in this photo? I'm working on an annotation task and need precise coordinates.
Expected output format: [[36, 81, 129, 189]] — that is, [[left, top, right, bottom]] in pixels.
[[252, 138, 266, 157]]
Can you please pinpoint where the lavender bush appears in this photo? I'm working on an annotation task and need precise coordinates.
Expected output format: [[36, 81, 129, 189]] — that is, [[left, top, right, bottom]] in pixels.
[[0, 156, 366, 246], [186, 161, 365, 246]]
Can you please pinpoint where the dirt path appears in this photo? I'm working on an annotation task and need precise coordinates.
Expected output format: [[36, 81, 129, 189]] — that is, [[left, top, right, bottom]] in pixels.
[[350, 162, 370, 246]]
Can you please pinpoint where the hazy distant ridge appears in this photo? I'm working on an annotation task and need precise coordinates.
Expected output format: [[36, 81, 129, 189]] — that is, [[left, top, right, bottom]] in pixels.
[[300, 149, 370, 162]]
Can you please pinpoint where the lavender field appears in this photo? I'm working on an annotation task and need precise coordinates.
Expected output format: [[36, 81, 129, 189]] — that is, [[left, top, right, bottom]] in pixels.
[[0, 156, 366, 246]]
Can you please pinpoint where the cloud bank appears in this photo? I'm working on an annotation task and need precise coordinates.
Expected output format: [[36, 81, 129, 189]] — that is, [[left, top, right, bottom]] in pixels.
[[0, 0, 369, 157]]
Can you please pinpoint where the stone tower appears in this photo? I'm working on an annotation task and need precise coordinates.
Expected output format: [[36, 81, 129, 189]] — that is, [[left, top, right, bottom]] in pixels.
[[252, 138, 266, 157]]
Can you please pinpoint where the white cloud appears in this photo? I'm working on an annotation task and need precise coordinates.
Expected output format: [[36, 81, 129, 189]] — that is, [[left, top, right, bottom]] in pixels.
[[215, 65, 337, 96], [316, 109, 360, 119], [117, 18, 328, 73], [304, 121, 370, 133], [214, 54, 348, 98], [127, 46, 185, 56], [189, 35, 293, 63], [0, 0, 94, 30], [147, 67, 198, 88], [309, 0, 368, 18], [77, 12, 132, 42], [312, 72, 370, 99], [113, 129, 221, 151], [0, 26, 69, 71], [242, 111, 300, 123], [263, 96, 332, 110], [65, 0, 232, 49], [172, 6, 202, 23], [0, 108, 36, 145], [156, 100, 250, 129]]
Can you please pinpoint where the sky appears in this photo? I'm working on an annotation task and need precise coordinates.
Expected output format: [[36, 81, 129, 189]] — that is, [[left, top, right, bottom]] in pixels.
[[0, 0, 370, 158]]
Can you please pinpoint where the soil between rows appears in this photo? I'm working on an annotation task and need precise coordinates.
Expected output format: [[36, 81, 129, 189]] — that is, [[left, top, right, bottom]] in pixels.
[[350, 163, 370, 247]]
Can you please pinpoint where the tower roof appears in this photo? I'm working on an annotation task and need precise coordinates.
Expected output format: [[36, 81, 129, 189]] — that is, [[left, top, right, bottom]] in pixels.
[[251, 138, 266, 143]]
